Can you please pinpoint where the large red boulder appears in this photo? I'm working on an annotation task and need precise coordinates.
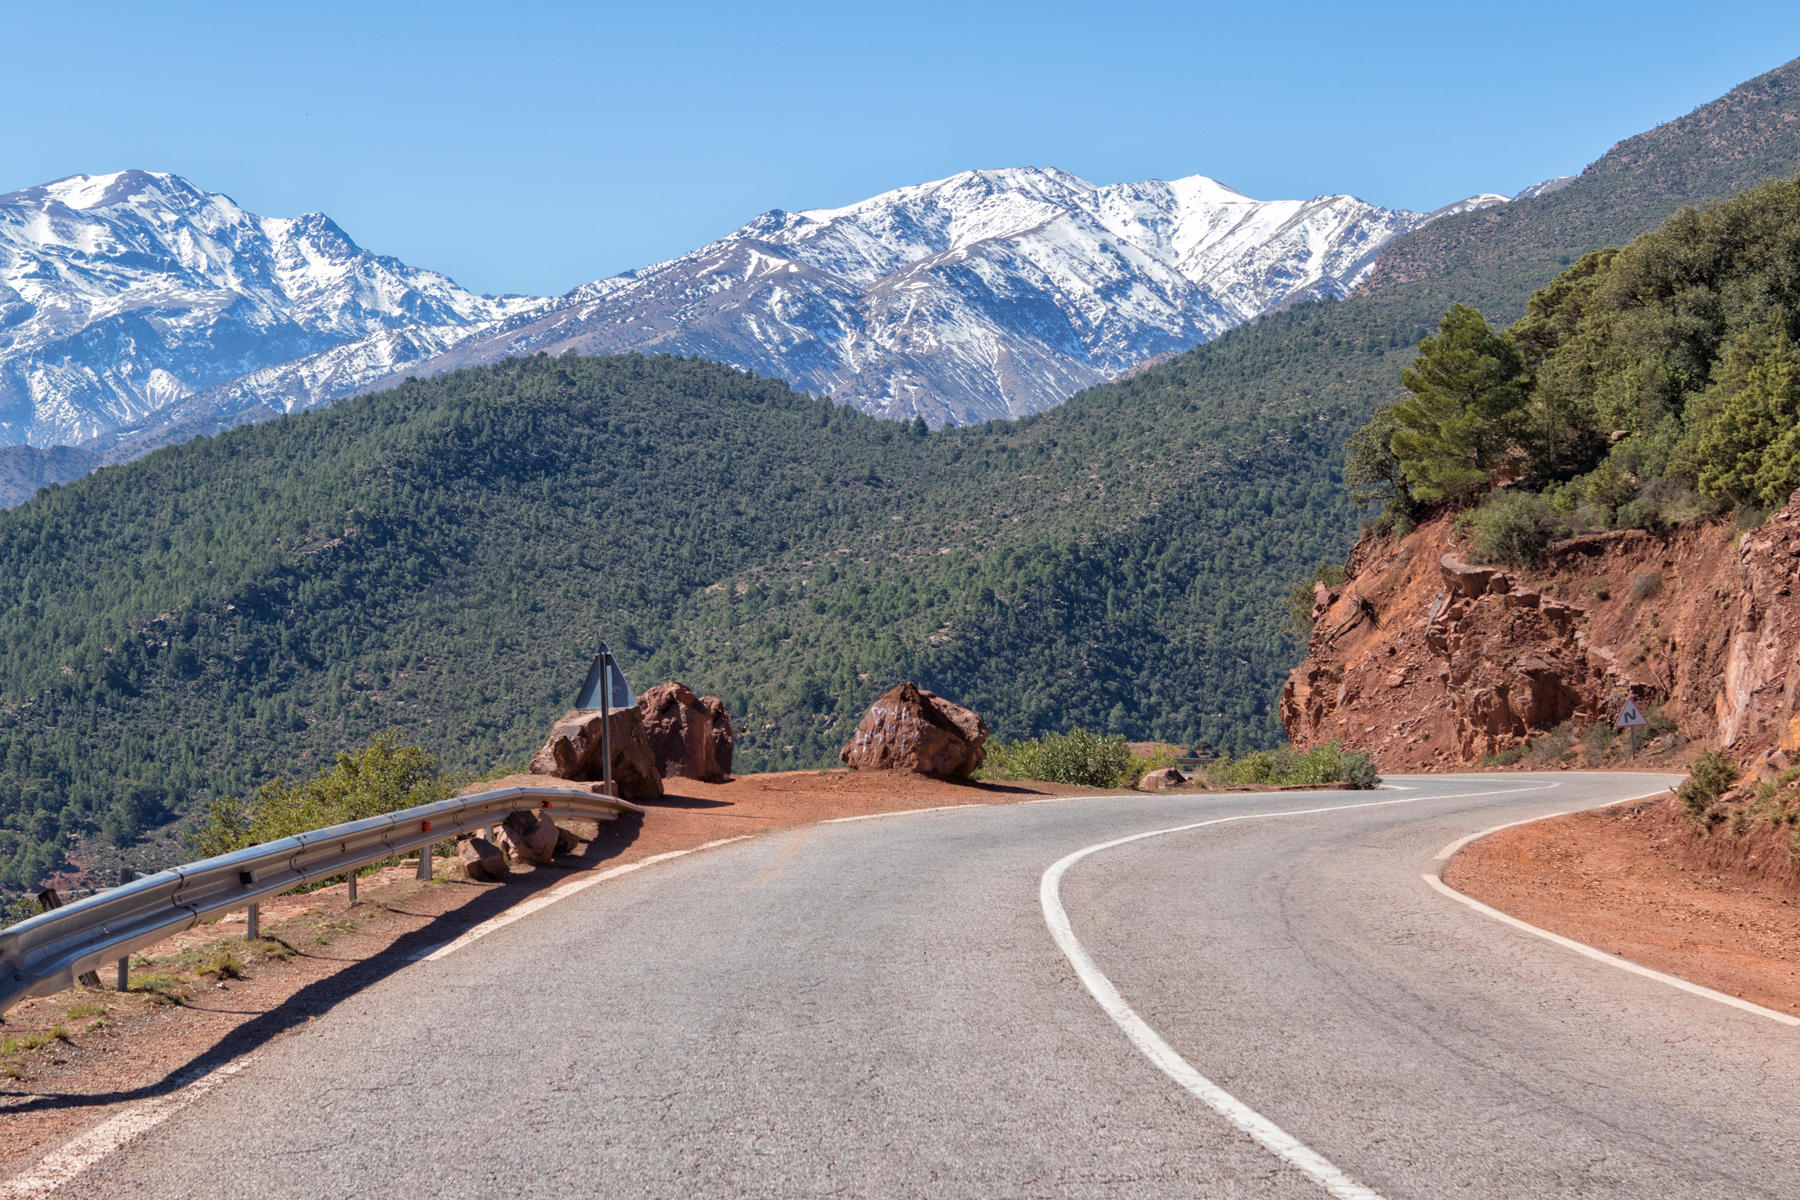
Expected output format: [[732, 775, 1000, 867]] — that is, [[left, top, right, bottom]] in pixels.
[[839, 683, 988, 777], [637, 682, 735, 782], [529, 708, 664, 801]]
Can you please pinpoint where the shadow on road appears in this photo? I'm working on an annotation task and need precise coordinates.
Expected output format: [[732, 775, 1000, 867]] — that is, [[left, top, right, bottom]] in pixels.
[[0, 812, 648, 1116]]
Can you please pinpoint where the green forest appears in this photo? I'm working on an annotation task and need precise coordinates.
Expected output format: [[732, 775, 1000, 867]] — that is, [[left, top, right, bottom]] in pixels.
[[2, 58, 1799, 897], [1355, 176, 1800, 558]]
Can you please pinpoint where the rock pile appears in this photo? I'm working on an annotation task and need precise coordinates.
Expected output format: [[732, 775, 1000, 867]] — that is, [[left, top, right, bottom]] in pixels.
[[840, 683, 988, 777], [637, 682, 735, 782]]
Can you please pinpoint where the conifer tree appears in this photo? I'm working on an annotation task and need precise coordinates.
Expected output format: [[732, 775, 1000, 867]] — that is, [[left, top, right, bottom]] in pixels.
[[1389, 304, 1530, 504]]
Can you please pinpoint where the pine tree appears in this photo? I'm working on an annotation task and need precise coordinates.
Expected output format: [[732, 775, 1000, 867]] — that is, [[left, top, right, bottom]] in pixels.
[[1389, 305, 1530, 504]]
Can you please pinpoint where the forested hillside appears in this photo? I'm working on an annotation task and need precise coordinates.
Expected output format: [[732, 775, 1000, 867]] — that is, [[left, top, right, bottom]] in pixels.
[[3, 57, 1800, 895], [0, 353, 1352, 890]]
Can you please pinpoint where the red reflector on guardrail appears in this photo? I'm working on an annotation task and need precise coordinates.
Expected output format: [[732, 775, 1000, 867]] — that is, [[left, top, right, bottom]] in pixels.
[[421, 821, 432, 833]]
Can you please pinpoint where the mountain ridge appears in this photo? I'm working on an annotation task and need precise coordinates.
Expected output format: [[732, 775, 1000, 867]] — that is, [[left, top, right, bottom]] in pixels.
[[0, 164, 1500, 504]]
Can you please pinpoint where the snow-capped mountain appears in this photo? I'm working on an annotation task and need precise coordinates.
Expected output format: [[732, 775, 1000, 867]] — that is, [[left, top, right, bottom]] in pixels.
[[0, 165, 1509, 470], [358, 168, 1503, 426], [0, 170, 540, 446]]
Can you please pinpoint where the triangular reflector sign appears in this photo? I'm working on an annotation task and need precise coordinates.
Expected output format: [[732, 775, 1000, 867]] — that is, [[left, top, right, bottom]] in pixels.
[[575, 650, 636, 711]]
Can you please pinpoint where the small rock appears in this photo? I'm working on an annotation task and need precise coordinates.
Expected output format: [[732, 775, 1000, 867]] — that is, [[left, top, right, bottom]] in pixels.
[[1137, 766, 1186, 791], [496, 811, 559, 868], [458, 836, 509, 882]]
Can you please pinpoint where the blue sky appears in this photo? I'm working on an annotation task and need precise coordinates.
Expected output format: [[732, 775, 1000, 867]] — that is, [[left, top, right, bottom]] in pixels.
[[8, 2, 1799, 296]]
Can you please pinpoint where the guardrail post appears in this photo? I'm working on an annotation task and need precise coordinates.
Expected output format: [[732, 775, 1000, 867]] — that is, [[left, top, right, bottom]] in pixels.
[[116, 867, 134, 990], [416, 848, 432, 881], [347, 869, 358, 904], [245, 902, 259, 941]]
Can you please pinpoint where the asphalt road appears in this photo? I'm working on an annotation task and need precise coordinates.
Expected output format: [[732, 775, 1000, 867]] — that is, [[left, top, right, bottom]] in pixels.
[[44, 772, 1800, 1199]]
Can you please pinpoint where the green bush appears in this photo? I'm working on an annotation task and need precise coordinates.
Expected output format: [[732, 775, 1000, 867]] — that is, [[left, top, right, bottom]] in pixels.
[[981, 728, 1133, 788], [1283, 563, 1349, 642], [1466, 491, 1563, 566], [1203, 742, 1379, 790], [1679, 749, 1740, 820], [187, 730, 450, 858]]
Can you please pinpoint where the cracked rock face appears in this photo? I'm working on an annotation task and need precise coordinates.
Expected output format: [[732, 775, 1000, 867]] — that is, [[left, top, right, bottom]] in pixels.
[[1281, 488, 1800, 770], [840, 682, 989, 777]]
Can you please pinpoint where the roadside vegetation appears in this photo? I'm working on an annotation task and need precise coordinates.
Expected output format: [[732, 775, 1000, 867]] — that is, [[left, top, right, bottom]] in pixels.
[[1345, 178, 1800, 563], [981, 730, 1378, 790], [1200, 742, 1379, 790], [980, 728, 1175, 789], [186, 730, 451, 859]]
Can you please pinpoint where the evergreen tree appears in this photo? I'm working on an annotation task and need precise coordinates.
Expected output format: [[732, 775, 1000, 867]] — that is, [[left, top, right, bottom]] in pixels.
[[1389, 304, 1530, 504]]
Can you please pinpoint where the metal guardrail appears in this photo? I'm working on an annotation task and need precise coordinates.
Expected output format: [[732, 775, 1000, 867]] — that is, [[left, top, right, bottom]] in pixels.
[[0, 785, 643, 1014]]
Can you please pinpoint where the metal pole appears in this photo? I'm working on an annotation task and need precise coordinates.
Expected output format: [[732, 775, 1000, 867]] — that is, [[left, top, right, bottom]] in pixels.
[[245, 902, 259, 941], [417, 846, 433, 881], [600, 644, 614, 800], [346, 870, 357, 904], [117, 866, 133, 990]]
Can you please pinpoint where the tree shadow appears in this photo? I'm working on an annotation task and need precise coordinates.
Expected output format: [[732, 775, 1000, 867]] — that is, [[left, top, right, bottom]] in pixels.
[[0, 812, 645, 1116]]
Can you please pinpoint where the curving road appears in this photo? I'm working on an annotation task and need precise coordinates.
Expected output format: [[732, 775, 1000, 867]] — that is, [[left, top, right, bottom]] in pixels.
[[35, 772, 1800, 1199]]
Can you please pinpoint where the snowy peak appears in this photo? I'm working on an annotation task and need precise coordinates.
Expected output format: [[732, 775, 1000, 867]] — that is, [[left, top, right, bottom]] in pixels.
[[392, 165, 1474, 426], [0, 170, 539, 445], [0, 162, 1513, 457]]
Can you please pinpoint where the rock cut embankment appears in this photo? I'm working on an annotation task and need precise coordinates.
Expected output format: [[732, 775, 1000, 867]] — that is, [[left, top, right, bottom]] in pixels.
[[1282, 488, 1800, 773]]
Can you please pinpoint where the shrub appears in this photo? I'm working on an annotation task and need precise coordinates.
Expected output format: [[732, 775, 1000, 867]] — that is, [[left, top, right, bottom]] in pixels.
[[0, 895, 43, 932], [1466, 491, 1563, 566], [187, 730, 450, 858], [1204, 742, 1379, 790], [1679, 749, 1740, 820], [981, 728, 1133, 788], [1628, 572, 1663, 601], [195, 949, 244, 980], [1283, 563, 1349, 642]]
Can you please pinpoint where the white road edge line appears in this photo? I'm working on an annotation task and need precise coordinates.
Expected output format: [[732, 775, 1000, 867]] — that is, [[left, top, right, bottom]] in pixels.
[[824, 804, 985, 823], [0, 1057, 255, 1200], [1421, 875, 1799, 1026], [1424, 784, 1800, 1028], [1039, 783, 1557, 1200], [422, 835, 754, 961]]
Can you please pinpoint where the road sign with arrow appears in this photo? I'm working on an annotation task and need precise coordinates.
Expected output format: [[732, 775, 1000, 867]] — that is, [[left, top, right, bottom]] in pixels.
[[1613, 698, 1648, 728]]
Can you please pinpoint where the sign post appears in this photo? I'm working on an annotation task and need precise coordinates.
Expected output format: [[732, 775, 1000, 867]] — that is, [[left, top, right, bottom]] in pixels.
[[576, 642, 635, 798], [1613, 698, 1649, 759]]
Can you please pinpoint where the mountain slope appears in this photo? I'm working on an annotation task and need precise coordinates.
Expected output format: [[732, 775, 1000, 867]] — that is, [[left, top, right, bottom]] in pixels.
[[0, 170, 539, 447]]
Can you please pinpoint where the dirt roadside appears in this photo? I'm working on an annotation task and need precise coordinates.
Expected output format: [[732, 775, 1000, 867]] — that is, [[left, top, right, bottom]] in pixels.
[[1445, 794, 1800, 1017], [0, 770, 1091, 1178]]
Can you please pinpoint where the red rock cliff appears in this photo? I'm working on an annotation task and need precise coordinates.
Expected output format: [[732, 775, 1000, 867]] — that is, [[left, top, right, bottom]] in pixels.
[[1281, 489, 1800, 772]]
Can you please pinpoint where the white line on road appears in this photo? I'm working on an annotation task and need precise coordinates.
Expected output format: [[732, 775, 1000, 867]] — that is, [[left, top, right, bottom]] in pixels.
[[1421, 873, 1799, 1026], [1039, 784, 1557, 1200], [1431, 784, 1666, 861], [823, 804, 986, 823], [0, 1056, 255, 1199], [423, 836, 753, 961], [1422, 778, 1799, 1028]]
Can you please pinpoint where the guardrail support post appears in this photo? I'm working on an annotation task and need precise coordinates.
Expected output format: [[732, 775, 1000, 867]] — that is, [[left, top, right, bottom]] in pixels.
[[245, 902, 259, 941], [116, 867, 134, 990], [416, 848, 432, 881], [347, 870, 358, 904]]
